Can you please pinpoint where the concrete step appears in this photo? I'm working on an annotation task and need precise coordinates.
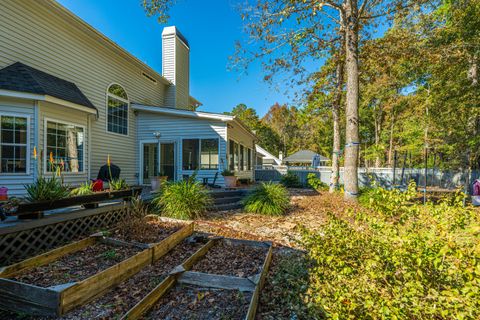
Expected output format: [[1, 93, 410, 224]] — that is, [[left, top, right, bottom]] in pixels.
[[209, 202, 243, 212], [209, 189, 248, 199], [213, 196, 243, 205]]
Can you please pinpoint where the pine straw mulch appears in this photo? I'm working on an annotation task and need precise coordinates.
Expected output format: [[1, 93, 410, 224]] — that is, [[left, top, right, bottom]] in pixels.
[[196, 189, 361, 248], [112, 218, 184, 244], [143, 285, 252, 320], [58, 238, 205, 320], [11, 243, 141, 287], [192, 240, 267, 277]]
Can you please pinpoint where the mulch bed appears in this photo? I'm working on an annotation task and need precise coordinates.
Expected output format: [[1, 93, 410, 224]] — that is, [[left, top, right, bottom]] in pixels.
[[144, 285, 252, 320], [57, 238, 205, 320], [11, 243, 142, 287], [112, 218, 183, 244], [192, 240, 267, 277]]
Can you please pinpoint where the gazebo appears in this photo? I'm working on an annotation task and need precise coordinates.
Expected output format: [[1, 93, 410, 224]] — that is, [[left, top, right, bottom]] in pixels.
[[282, 150, 329, 167]]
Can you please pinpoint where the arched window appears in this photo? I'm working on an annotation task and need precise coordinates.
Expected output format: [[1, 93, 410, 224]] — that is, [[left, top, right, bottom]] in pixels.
[[107, 84, 129, 135]]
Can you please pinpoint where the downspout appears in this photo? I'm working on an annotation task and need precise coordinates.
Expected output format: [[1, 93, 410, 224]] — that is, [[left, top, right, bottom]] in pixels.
[[87, 114, 92, 180], [34, 101, 39, 180]]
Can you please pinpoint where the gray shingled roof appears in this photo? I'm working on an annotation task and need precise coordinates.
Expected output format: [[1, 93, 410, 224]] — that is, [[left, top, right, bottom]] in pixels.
[[0, 62, 96, 110], [283, 150, 329, 163]]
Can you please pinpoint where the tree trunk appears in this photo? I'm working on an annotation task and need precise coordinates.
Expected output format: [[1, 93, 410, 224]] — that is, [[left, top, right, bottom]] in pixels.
[[374, 103, 383, 168], [387, 110, 395, 167], [343, 1, 360, 201], [330, 38, 345, 193]]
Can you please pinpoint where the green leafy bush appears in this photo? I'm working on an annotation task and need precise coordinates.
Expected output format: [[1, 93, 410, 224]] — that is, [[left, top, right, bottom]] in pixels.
[[25, 176, 70, 202], [299, 184, 480, 319], [153, 176, 212, 220], [306, 173, 328, 191], [109, 178, 129, 191], [280, 171, 303, 188], [70, 182, 94, 196], [242, 182, 290, 216]]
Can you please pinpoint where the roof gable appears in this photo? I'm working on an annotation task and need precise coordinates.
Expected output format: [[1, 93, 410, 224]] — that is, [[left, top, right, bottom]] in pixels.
[[0, 62, 96, 110], [283, 150, 329, 162]]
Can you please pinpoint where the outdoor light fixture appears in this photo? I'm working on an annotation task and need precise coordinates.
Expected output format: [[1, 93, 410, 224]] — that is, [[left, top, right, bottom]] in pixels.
[[153, 131, 161, 139]]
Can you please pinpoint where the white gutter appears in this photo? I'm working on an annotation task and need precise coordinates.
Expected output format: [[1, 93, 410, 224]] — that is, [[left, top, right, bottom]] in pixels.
[[131, 103, 234, 122], [0, 89, 97, 115]]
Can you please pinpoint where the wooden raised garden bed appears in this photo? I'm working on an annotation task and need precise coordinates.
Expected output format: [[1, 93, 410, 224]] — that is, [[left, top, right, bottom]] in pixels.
[[0, 221, 193, 317], [9, 187, 142, 219], [120, 237, 273, 320]]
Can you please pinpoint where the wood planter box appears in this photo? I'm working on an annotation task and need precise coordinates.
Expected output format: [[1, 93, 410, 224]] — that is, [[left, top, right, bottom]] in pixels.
[[0, 222, 193, 317], [120, 237, 273, 320], [10, 187, 142, 218]]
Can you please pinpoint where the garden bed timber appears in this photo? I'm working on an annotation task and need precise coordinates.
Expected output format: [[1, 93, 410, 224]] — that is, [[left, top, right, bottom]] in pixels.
[[144, 285, 252, 320], [0, 222, 194, 317], [192, 238, 269, 277], [120, 237, 273, 320], [57, 236, 205, 319], [111, 217, 185, 245]]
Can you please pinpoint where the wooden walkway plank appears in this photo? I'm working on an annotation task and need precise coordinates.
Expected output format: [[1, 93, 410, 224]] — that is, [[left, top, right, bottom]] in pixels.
[[178, 271, 256, 292]]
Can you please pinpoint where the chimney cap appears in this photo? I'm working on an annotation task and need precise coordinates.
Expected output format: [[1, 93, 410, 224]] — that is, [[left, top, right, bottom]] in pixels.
[[162, 26, 189, 48]]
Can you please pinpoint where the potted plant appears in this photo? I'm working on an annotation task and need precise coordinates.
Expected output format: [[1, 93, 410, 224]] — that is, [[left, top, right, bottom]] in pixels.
[[221, 170, 237, 188], [151, 171, 168, 191]]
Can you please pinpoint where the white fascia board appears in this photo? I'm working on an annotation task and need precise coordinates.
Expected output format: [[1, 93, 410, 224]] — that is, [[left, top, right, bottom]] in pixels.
[[255, 144, 281, 165], [0, 89, 97, 115], [132, 103, 234, 122]]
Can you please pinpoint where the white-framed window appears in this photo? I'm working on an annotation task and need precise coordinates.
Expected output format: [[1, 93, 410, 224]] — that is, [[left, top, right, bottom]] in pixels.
[[45, 120, 85, 173], [0, 115, 29, 174], [107, 84, 129, 135], [182, 138, 219, 170]]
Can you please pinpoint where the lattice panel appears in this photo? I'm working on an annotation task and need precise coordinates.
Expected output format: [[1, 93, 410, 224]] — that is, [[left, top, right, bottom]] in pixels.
[[0, 206, 132, 266]]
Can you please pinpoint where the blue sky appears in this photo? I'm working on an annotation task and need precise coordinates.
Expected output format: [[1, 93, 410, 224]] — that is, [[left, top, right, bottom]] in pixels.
[[57, 0, 296, 116]]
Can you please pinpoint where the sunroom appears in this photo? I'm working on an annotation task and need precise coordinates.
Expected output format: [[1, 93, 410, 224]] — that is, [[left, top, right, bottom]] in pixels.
[[132, 104, 257, 188]]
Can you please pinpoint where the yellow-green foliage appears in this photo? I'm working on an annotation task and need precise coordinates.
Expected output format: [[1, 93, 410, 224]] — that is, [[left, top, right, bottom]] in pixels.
[[153, 177, 212, 220], [307, 173, 329, 191], [242, 182, 290, 216], [300, 184, 480, 319]]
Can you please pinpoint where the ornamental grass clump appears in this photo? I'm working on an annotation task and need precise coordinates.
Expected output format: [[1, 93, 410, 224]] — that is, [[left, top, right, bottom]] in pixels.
[[25, 176, 70, 202], [153, 176, 212, 220], [242, 182, 290, 216]]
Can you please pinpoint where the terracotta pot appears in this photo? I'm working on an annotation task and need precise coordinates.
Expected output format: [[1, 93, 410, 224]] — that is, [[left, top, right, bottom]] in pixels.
[[223, 175, 237, 188], [151, 176, 168, 191]]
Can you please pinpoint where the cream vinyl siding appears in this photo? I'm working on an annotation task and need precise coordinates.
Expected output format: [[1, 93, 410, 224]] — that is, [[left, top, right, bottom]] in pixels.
[[38, 101, 90, 187], [162, 34, 176, 108], [0, 97, 35, 196], [175, 38, 190, 109], [137, 113, 228, 186], [227, 122, 256, 180], [0, 0, 168, 185]]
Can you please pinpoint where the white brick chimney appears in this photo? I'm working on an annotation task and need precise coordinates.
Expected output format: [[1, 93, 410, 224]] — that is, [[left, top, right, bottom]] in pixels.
[[162, 26, 190, 109]]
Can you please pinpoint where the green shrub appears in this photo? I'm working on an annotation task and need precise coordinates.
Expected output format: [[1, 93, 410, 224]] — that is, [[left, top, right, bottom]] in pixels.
[[299, 184, 480, 319], [242, 182, 290, 216], [153, 176, 212, 220], [280, 171, 303, 188], [70, 182, 94, 196], [25, 176, 70, 202], [306, 173, 328, 191], [109, 178, 129, 191]]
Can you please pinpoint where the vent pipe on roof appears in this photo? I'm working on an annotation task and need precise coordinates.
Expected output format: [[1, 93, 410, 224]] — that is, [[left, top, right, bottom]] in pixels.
[[162, 26, 190, 109]]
